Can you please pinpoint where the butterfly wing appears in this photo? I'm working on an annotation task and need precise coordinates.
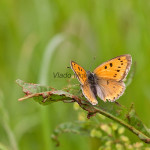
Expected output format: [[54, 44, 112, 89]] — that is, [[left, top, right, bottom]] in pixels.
[[81, 80, 98, 105], [96, 79, 125, 102], [70, 61, 87, 85], [93, 54, 132, 102], [70, 61, 98, 105], [93, 54, 132, 81]]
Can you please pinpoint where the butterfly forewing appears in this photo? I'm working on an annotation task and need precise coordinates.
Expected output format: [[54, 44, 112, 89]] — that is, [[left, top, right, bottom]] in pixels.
[[93, 55, 132, 81], [70, 61, 87, 85]]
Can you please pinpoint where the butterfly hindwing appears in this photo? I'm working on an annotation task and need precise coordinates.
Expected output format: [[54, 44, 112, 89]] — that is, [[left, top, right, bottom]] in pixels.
[[70, 61, 87, 85], [81, 80, 98, 105], [96, 79, 125, 102], [93, 54, 132, 81]]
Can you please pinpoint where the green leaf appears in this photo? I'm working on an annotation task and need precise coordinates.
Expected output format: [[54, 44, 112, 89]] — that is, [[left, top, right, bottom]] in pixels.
[[51, 121, 91, 146], [16, 79, 76, 105], [16, 79, 150, 144], [51, 121, 110, 146]]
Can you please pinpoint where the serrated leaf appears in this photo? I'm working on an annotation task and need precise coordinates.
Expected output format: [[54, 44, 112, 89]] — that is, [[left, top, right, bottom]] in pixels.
[[16, 79, 76, 105], [16, 79, 150, 144], [51, 121, 91, 146]]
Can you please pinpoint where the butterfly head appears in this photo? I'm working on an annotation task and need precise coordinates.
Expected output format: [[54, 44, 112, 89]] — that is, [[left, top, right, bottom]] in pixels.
[[86, 70, 91, 75]]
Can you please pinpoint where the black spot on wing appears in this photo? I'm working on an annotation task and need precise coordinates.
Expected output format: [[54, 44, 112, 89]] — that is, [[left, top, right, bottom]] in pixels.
[[114, 74, 117, 77], [110, 63, 113, 67]]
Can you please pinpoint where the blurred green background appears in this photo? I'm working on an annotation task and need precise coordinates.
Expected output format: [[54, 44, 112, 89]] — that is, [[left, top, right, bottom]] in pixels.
[[0, 0, 150, 149]]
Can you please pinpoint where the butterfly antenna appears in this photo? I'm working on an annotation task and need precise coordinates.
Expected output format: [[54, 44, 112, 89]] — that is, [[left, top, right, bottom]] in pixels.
[[67, 66, 71, 69], [89, 56, 96, 70]]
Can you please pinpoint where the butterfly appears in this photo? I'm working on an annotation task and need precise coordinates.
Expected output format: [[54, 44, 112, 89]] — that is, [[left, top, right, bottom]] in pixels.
[[70, 54, 132, 105]]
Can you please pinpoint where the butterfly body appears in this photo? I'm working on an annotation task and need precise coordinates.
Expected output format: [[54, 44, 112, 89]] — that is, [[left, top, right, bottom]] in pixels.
[[70, 54, 132, 105], [86, 71, 97, 97]]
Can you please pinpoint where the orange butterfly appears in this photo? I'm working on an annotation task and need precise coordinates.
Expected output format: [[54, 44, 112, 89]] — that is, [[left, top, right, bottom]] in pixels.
[[70, 54, 132, 105]]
